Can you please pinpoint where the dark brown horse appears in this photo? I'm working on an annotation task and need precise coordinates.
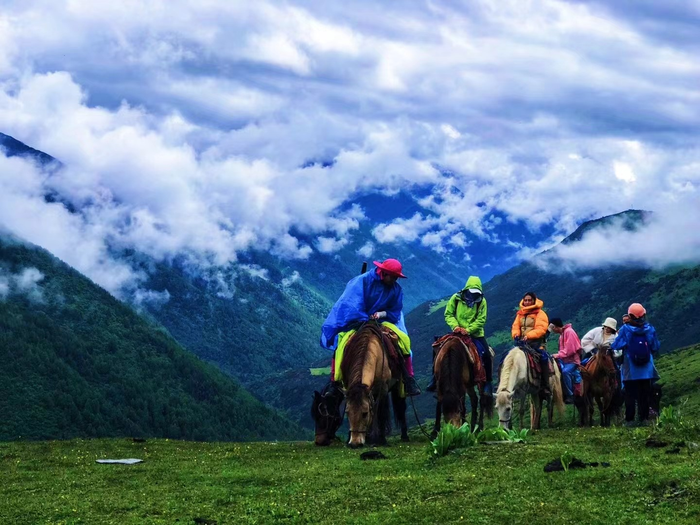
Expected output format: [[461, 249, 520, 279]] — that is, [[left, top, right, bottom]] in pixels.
[[431, 336, 491, 437], [312, 322, 407, 448], [580, 344, 620, 426]]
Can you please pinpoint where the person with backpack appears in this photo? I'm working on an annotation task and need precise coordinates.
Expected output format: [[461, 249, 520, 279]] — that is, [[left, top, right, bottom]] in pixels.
[[611, 303, 660, 425], [511, 291, 551, 396], [426, 276, 493, 395]]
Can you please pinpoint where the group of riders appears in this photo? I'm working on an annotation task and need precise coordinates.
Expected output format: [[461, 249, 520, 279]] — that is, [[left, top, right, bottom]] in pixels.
[[320, 258, 662, 427]]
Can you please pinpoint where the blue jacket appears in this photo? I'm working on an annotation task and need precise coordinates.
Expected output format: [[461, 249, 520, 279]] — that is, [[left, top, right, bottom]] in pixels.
[[611, 323, 660, 382], [320, 270, 406, 350]]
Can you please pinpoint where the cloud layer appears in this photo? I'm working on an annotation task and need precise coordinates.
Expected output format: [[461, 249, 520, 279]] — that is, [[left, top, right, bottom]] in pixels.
[[1, 0, 699, 293]]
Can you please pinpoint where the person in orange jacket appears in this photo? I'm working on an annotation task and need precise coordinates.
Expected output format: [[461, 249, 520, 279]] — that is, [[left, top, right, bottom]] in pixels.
[[511, 291, 551, 395]]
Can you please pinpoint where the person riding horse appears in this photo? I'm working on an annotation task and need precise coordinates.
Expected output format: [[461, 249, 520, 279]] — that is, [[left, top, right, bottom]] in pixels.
[[511, 291, 551, 396], [427, 275, 493, 396], [549, 318, 582, 404], [320, 258, 420, 397]]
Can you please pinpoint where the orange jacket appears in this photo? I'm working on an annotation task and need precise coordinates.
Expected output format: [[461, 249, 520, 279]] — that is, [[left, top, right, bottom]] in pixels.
[[511, 298, 549, 341]]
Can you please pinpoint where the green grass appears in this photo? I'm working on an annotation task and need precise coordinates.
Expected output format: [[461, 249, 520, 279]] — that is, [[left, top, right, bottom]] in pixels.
[[2, 427, 700, 524], [309, 367, 331, 376], [427, 299, 449, 316]]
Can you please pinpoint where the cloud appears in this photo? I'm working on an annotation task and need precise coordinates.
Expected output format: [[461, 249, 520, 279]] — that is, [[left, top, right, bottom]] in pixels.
[[0, 0, 698, 287], [0, 267, 45, 302], [281, 270, 302, 288], [536, 199, 700, 270]]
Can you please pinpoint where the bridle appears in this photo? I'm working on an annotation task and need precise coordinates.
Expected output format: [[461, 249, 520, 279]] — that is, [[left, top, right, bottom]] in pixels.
[[497, 388, 512, 426], [348, 389, 375, 435], [314, 392, 345, 440]]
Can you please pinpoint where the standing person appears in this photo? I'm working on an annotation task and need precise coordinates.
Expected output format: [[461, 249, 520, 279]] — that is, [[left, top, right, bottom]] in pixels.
[[511, 292, 550, 395], [320, 258, 421, 396], [611, 303, 660, 425], [550, 318, 582, 403], [581, 318, 618, 362], [426, 276, 492, 394]]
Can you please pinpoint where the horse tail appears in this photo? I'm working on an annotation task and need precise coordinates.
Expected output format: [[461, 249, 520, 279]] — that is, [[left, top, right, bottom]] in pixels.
[[438, 341, 467, 423]]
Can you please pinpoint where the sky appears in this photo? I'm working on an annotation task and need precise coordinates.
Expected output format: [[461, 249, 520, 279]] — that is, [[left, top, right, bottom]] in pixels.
[[1, 0, 699, 295]]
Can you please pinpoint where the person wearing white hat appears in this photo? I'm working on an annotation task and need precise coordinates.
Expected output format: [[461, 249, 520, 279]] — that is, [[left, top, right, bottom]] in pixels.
[[581, 317, 619, 363]]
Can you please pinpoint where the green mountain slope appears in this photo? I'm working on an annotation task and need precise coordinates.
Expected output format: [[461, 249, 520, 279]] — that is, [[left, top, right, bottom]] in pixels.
[[407, 211, 700, 381], [0, 234, 306, 441], [656, 343, 700, 418]]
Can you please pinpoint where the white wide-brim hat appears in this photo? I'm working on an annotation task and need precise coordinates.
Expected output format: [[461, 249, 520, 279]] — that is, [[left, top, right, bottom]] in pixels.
[[602, 317, 618, 331]]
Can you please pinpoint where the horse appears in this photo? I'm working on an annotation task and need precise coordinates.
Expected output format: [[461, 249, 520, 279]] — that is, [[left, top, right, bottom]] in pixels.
[[430, 336, 492, 437], [312, 322, 408, 448], [495, 346, 565, 430], [311, 380, 408, 447], [580, 344, 621, 427], [311, 381, 346, 446]]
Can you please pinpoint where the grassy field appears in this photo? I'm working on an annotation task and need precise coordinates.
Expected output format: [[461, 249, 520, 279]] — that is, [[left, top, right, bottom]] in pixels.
[[2, 424, 700, 525], [2, 345, 699, 524]]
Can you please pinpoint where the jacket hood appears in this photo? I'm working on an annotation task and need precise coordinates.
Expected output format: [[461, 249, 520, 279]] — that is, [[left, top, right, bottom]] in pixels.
[[462, 276, 483, 292], [628, 323, 650, 335], [519, 298, 544, 312]]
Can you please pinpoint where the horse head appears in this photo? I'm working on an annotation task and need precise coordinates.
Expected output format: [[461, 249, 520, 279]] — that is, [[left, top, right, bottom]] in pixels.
[[345, 383, 374, 448], [496, 390, 514, 429], [311, 383, 344, 447]]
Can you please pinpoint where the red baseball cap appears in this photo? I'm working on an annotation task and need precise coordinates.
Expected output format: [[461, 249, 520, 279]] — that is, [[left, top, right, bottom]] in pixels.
[[373, 259, 407, 278]]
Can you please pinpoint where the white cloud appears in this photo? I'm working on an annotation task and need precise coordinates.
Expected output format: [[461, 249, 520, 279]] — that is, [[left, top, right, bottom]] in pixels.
[[0, 0, 698, 282], [281, 270, 301, 288], [0, 267, 45, 302], [357, 241, 374, 258]]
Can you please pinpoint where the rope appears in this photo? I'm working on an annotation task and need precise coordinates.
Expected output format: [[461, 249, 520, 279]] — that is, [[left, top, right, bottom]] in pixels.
[[409, 394, 434, 441]]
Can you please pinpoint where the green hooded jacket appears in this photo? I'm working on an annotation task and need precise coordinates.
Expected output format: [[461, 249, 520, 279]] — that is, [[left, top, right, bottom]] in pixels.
[[444, 276, 487, 337]]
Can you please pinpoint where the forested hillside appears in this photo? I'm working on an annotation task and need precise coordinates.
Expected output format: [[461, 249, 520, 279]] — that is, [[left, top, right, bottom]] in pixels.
[[0, 234, 306, 441]]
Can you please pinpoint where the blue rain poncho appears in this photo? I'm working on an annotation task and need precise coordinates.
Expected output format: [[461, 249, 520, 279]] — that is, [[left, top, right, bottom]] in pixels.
[[320, 270, 406, 350]]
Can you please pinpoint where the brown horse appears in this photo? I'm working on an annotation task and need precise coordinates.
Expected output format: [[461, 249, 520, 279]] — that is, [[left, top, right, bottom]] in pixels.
[[430, 336, 490, 437], [580, 344, 620, 427], [339, 322, 406, 448]]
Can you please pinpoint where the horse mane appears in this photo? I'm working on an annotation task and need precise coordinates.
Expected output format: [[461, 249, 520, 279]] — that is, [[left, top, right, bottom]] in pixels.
[[340, 323, 384, 388], [498, 348, 517, 394], [346, 383, 369, 406]]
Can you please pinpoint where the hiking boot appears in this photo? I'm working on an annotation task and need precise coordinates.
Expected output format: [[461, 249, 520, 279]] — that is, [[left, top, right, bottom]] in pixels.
[[426, 374, 437, 392], [483, 383, 493, 397], [404, 376, 421, 397], [564, 394, 574, 405]]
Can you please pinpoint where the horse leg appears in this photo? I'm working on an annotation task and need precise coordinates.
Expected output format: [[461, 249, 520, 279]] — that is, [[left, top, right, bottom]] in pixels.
[[431, 400, 441, 440], [392, 389, 409, 442], [519, 393, 527, 430], [531, 394, 542, 430], [468, 388, 478, 431]]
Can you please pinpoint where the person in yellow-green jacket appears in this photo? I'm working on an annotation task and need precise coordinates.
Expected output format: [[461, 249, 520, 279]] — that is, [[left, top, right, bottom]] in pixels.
[[426, 276, 493, 395]]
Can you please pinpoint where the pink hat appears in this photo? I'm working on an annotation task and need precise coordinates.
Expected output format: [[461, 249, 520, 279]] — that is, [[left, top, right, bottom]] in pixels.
[[373, 259, 407, 278]]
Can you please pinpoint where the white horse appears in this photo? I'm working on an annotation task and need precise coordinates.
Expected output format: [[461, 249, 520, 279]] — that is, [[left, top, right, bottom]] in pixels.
[[495, 347, 565, 430]]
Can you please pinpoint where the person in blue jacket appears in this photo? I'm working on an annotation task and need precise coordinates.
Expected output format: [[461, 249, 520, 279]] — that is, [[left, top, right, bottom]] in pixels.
[[320, 258, 420, 396], [611, 303, 660, 425]]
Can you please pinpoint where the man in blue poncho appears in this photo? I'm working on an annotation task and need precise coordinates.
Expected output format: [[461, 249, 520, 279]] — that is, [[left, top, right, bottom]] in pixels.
[[320, 258, 421, 396]]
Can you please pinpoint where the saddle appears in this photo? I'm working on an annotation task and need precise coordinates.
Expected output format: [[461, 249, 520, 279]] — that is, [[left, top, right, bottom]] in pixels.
[[432, 334, 486, 386], [519, 346, 555, 388]]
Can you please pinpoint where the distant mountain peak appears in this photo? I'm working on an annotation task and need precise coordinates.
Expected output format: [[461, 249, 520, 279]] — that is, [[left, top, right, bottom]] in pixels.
[[0, 132, 58, 166], [562, 209, 652, 245]]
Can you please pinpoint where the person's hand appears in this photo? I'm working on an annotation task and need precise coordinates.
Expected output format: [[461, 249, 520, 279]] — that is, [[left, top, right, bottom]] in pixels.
[[453, 327, 468, 335], [370, 311, 387, 320]]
